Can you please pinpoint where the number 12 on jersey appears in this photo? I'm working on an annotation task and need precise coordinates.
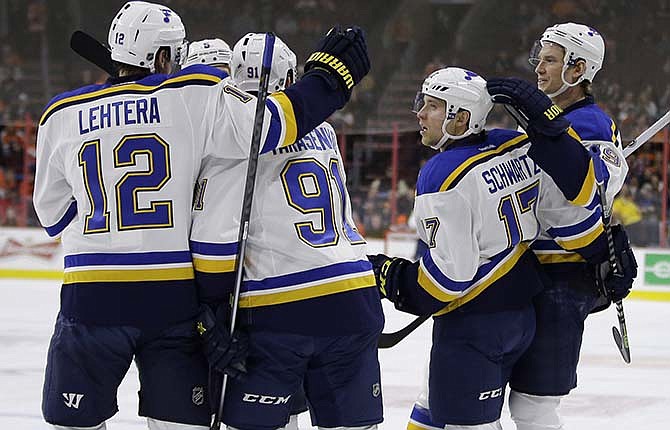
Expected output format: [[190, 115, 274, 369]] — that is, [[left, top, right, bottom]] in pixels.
[[281, 157, 364, 248]]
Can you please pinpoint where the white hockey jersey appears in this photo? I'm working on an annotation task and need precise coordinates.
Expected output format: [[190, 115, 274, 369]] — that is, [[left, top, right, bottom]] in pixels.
[[531, 96, 628, 265], [411, 129, 604, 316], [190, 122, 382, 334], [33, 65, 301, 327]]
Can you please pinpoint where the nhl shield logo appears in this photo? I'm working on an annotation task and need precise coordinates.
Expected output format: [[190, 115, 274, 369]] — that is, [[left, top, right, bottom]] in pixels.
[[372, 382, 381, 398], [192, 386, 205, 406]]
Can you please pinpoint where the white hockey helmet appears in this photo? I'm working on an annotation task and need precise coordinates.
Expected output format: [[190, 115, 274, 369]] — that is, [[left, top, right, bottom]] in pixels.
[[183, 38, 232, 69], [414, 67, 493, 150], [530, 22, 605, 96], [108, 1, 186, 73], [231, 33, 297, 93]]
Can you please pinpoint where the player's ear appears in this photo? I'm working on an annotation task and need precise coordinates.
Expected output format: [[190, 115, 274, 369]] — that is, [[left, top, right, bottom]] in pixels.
[[155, 47, 172, 74], [573, 59, 587, 79], [455, 110, 470, 127]]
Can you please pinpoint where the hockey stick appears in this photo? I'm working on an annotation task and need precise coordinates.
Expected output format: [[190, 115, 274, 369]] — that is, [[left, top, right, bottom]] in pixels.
[[211, 32, 275, 430], [70, 30, 116, 76], [378, 314, 430, 349], [589, 146, 631, 363], [623, 109, 670, 157]]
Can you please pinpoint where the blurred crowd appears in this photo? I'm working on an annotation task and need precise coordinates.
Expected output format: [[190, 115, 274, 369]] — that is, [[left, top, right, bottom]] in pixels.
[[1, 0, 669, 246]]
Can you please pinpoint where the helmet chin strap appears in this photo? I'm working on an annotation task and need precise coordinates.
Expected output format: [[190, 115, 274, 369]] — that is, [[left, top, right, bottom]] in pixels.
[[546, 59, 585, 98], [430, 117, 473, 150]]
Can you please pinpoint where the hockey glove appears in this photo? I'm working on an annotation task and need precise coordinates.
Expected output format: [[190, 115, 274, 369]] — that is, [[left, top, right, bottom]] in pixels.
[[368, 254, 411, 305], [487, 77, 570, 138], [599, 225, 638, 303], [195, 305, 248, 380], [597, 225, 637, 302], [304, 25, 370, 102]]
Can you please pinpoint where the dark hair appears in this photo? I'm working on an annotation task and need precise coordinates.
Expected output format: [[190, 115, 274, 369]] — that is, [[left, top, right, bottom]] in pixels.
[[114, 46, 171, 76], [580, 79, 592, 96]]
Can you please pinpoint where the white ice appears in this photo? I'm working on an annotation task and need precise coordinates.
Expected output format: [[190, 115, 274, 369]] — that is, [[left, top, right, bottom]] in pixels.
[[1, 279, 668, 429]]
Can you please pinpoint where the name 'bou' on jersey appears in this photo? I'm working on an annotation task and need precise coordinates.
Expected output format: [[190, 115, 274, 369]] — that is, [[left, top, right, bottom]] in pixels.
[[33, 64, 299, 326], [532, 96, 628, 265], [191, 121, 381, 335], [412, 129, 604, 315]]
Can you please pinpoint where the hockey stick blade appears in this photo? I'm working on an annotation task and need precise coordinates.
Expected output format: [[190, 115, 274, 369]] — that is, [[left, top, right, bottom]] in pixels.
[[623, 109, 670, 158], [378, 314, 430, 349], [612, 301, 631, 363], [70, 30, 116, 76]]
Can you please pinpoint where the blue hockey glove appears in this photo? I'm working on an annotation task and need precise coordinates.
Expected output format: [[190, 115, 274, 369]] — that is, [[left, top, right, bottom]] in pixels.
[[487, 77, 570, 137], [304, 25, 370, 102], [602, 225, 638, 302], [196, 305, 248, 379]]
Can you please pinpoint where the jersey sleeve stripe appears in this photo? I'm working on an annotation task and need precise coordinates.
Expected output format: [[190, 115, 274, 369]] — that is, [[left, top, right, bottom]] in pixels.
[[546, 208, 602, 238], [432, 244, 529, 316], [192, 257, 235, 274], [438, 134, 529, 192], [44, 200, 77, 238], [261, 97, 286, 154], [569, 158, 597, 207], [535, 252, 586, 264], [553, 221, 603, 250], [189, 240, 238, 255], [39, 73, 222, 126], [260, 92, 298, 154]]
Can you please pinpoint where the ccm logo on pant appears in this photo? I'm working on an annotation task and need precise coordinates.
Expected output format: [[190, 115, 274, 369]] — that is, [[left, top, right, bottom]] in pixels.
[[478, 388, 503, 400], [242, 393, 292, 405]]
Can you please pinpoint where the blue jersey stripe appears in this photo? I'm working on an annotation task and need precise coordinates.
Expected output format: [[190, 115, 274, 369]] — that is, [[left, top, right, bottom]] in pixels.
[[243, 260, 372, 292], [421, 246, 515, 293], [546, 208, 601, 238], [189, 240, 238, 256], [44, 201, 77, 237], [261, 99, 283, 154], [64, 250, 192, 268]]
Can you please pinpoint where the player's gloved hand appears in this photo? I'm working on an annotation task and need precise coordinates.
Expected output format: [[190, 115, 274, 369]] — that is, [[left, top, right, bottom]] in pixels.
[[600, 225, 638, 302], [368, 254, 410, 305], [487, 77, 570, 137], [303, 25, 370, 102], [195, 305, 248, 379]]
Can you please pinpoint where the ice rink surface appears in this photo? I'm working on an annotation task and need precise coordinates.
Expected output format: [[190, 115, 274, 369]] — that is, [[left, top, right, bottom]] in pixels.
[[1, 279, 668, 429]]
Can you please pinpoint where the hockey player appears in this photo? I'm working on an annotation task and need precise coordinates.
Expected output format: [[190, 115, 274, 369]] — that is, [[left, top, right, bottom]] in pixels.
[[193, 32, 306, 429], [183, 38, 233, 73], [33, 1, 371, 429], [231, 32, 297, 93], [368, 67, 635, 429], [190, 32, 383, 430], [506, 23, 634, 430]]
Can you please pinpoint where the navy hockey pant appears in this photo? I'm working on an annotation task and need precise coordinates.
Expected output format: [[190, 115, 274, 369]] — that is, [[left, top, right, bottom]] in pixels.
[[42, 313, 210, 427]]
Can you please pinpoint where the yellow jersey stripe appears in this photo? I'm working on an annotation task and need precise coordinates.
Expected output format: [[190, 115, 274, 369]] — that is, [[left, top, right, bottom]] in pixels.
[[536, 253, 586, 264], [570, 159, 596, 207], [610, 120, 617, 143], [417, 267, 462, 302], [555, 222, 604, 250], [439, 134, 528, 192], [432, 244, 529, 316], [567, 126, 581, 142], [238, 273, 376, 308], [193, 257, 236, 274], [270, 92, 298, 147], [63, 267, 194, 284], [40, 73, 222, 125]]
